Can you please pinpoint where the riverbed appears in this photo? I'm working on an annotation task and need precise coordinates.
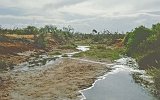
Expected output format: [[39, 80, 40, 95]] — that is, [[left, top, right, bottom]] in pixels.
[[0, 46, 158, 100]]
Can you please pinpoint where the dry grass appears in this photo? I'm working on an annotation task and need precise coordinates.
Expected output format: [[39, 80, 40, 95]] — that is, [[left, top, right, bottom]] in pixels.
[[0, 42, 26, 47], [5, 34, 34, 39], [2, 58, 109, 100], [0, 73, 13, 100], [0, 41, 36, 55]]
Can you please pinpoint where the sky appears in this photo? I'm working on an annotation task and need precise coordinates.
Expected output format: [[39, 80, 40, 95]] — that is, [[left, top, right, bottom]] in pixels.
[[0, 0, 160, 33]]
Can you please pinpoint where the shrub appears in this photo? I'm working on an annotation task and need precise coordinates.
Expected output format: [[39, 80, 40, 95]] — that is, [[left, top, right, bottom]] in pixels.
[[0, 60, 14, 71], [96, 45, 106, 50], [147, 68, 160, 98], [73, 46, 124, 61], [62, 54, 68, 57], [50, 51, 62, 55], [58, 44, 76, 50], [35, 33, 47, 48]]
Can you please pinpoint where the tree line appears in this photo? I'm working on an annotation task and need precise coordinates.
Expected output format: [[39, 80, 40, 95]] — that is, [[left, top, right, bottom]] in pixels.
[[0, 25, 125, 47]]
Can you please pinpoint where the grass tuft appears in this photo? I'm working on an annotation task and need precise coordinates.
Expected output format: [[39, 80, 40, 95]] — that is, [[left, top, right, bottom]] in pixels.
[[73, 45, 124, 61]]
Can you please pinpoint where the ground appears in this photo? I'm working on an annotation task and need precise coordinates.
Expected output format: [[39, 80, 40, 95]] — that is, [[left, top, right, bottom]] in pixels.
[[0, 58, 110, 100], [0, 34, 39, 67]]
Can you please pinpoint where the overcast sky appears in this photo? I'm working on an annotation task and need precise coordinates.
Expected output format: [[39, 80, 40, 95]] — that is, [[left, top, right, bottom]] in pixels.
[[0, 0, 160, 33]]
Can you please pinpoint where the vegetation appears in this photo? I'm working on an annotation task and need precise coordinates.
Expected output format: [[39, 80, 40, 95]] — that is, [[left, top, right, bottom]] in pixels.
[[0, 60, 14, 71], [74, 45, 124, 61], [0, 25, 125, 49], [62, 54, 68, 57], [34, 33, 47, 48], [74, 31, 124, 45], [49, 51, 62, 55], [123, 23, 160, 98], [0, 25, 75, 48], [124, 23, 160, 69], [58, 44, 77, 50], [147, 68, 160, 97]]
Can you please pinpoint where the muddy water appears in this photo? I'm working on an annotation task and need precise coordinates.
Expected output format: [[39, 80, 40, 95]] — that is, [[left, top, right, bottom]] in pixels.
[[81, 57, 158, 100]]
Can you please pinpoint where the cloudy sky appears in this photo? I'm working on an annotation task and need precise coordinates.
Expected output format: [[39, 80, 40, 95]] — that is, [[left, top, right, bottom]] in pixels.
[[0, 0, 160, 33]]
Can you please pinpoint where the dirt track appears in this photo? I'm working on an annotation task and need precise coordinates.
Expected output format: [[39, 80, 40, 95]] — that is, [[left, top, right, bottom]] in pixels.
[[0, 58, 110, 100]]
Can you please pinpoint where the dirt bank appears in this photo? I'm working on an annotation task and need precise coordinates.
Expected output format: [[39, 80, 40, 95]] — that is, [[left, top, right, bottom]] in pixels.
[[0, 40, 37, 65], [0, 58, 110, 100]]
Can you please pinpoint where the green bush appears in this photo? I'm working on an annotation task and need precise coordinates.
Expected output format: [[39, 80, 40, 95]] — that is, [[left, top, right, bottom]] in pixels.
[[58, 44, 76, 50], [147, 68, 160, 97], [62, 54, 68, 57], [49, 51, 62, 55], [73, 46, 124, 61], [35, 33, 47, 48], [96, 45, 106, 50]]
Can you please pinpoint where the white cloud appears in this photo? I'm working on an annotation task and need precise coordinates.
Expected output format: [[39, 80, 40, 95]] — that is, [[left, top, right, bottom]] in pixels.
[[0, 0, 160, 32]]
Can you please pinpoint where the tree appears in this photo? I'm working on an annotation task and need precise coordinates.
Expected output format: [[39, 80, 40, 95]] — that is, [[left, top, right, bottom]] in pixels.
[[92, 29, 97, 34], [124, 26, 152, 56], [34, 32, 47, 48], [0, 25, 2, 34], [24, 26, 38, 34], [152, 23, 160, 34]]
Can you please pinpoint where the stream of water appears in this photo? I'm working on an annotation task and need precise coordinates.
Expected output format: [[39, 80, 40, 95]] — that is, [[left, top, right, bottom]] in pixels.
[[80, 57, 158, 100]]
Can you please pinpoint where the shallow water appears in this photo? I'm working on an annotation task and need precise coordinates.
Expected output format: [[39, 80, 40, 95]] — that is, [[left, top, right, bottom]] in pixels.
[[82, 71, 157, 100], [81, 57, 158, 100], [13, 46, 90, 72]]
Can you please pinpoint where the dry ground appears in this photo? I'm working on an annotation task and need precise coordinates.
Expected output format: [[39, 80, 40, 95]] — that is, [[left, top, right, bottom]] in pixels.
[[0, 58, 110, 100]]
